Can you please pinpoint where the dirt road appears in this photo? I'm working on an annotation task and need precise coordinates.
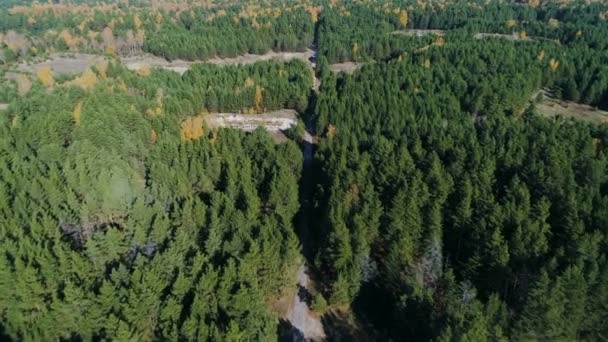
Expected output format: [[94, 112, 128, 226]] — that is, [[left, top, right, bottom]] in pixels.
[[285, 265, 325, 341]]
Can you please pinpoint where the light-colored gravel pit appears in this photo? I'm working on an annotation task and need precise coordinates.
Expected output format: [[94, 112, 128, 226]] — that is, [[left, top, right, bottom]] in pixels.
[[204, 109, 299, 133]]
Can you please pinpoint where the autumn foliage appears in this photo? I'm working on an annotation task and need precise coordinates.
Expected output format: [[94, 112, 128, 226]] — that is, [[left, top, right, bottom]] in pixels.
[[65, 68, 98, 90], [36, 66, 54, 88], [180, 115, 205, 141]]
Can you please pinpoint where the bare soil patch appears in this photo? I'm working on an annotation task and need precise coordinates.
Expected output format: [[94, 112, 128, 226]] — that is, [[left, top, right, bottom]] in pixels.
[[205, 109, 298, 132], [207, 49, 313, 66], [330, 62, 365, 74], [474, 32, 535, 42], [391, 29, 445, 37], [122, 49, 314, 75], [283, 264, 326, 341], [4, 72, 22, 81], [0, 103, 8, 111], [17, 53, 107, 75], [536, 93, 608, 124], [121, 54, 192, 75]]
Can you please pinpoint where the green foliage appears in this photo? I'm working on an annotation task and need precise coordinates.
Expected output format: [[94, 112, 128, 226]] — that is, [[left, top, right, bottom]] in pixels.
[[1, 1, 608, 341], [311, 3, 608, 338], [146, 7, 314, 60], [0, 66, 303, 340], [311, 292, 328, 314]]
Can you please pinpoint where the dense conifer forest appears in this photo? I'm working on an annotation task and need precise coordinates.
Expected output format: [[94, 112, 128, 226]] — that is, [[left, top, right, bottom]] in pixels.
[[0, 0, 607, 341]]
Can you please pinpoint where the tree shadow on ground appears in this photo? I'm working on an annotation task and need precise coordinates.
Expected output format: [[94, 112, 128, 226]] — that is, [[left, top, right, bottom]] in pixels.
[[297, 284, 313, 306], [321, 310, 367, 342], [277, 318, 305, 342]]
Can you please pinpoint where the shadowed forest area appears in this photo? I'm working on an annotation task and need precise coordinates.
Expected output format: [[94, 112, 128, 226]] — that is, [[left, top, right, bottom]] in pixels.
[[1, 0, 608, 341]]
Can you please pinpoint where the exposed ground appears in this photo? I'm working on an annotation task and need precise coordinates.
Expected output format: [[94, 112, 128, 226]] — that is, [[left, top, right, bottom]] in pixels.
[[11, 49, 315, 78], [207, 49, 314, 66], [0, 103, 7, 111], [121, 54, 192, 75], [474, 32, 535, 42], [330, 62, 365, 74], [204, 109, 298, 132], [17, 53, 107, 75], [122, 49, 314, 75], [390, 29, 557, 44], [391, 29, 445, 37], [536, 93, 608, 124], [4, 72, 21, 81], [283, 265, 326, 341]]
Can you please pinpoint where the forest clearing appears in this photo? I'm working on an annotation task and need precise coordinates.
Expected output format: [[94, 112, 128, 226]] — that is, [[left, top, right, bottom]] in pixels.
[[474, 32, 535, 41], [123, 49, 314, 75], [11, 49, 315, 77], [391, 29, 445, 36], [204, 110, 298, 132], [536, 92, 608, 123], [329, 62, 365, 74], [17, 53, 106, 75]]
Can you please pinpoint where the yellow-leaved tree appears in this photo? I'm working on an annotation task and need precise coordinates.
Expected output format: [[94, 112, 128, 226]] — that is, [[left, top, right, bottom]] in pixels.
[[399, 10, 408, 27], [549, 58, 559, 73], [519, 31, 528, 39], [37, 66, 54, 87], [73, 101, 82, 127], [255, 86, 263, 113], [538, 50, 546, 61], [149, 129, 157, 144], [326, 124, 337, 139], [134, 14, 142, 29], [180, 116, 205, 141], [65, 68, 98, 90]]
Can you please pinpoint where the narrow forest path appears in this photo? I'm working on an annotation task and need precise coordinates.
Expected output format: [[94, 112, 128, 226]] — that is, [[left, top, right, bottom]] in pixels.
[[283, 128, 325, 341], [285, 265, 325, 341], [281, 42, 326, 341]]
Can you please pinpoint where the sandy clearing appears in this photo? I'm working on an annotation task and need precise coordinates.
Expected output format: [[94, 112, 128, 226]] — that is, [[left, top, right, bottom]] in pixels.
[[122, 49, 315, 75], [391, 29, 445, 37], [474, 32, 535, 42], [0, 103, 8, 111], [536, 94, 608, 124], [121, 54, 193, 75], [330, 62, 365, 74], [17, 53, 107, 75], [204, 109, 299, 132], [206, 49, 314, 66], [4, 72, 22, 81]]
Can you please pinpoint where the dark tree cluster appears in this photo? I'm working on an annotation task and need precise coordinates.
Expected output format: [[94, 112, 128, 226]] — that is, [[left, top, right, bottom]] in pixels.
[[146, 7, 314, 61]]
